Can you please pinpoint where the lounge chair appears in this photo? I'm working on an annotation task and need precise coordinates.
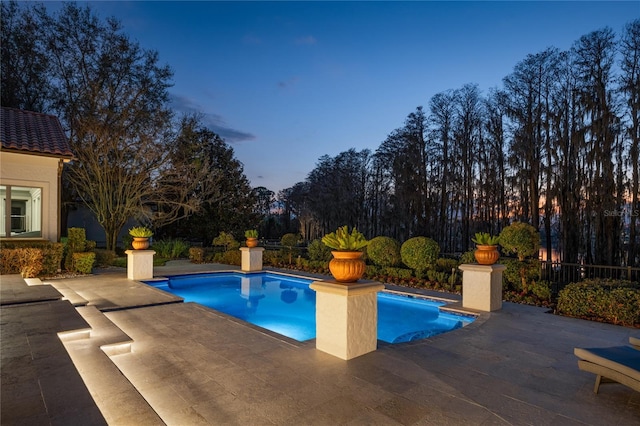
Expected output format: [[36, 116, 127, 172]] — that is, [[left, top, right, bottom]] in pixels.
[[574, 337, 640, 394]]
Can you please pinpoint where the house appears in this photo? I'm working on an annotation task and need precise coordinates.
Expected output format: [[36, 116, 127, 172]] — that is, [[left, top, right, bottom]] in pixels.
[[0, 107, 74, 242]]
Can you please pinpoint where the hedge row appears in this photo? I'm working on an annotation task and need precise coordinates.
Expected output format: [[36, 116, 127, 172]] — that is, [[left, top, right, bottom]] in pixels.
[[0, 242, 64, 277], [556, 279, 640, 327]]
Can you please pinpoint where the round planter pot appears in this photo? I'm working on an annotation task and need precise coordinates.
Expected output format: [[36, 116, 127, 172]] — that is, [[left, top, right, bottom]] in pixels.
[[474, 245, 500, 265], [329, 251, 366, 283], [132, 237, 150, 250], [246, 238, 258, 248]]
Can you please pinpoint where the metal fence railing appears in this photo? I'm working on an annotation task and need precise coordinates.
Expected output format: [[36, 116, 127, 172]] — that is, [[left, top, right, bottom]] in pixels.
[[540, 261, 640, 294]]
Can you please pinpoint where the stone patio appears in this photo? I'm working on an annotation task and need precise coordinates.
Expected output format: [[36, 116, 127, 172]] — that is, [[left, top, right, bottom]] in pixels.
[[1, 260, 639, 425]]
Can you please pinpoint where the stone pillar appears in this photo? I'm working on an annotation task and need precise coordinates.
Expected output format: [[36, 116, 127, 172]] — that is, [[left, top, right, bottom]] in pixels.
[[125, 250, 156, 280], [240, 247, 264, 272], [310, 279, 385, 360], [458, 263, 506, 312]]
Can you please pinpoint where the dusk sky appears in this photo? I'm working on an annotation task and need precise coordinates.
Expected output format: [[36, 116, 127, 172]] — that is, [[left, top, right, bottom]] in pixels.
[[54, 1, 638, 194]]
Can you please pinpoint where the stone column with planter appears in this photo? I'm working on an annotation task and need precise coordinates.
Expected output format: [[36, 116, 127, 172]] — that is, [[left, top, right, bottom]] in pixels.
[[125, 249, 156, 280], [310, 279, 384, 360], [240, 247, 264, 272], [458, 263, 506, 311]]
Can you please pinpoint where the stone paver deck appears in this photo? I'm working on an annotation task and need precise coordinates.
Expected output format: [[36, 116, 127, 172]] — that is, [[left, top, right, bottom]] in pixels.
[[1, 260, 639, 425]]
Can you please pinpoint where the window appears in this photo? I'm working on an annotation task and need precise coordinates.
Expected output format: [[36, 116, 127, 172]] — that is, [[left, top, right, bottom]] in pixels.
[[1, 185, 42, 238]]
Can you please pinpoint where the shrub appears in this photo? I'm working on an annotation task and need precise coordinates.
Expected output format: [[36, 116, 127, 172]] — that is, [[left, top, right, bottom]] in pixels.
[[281, 233, 301, 264], [367, 236, 401, 267], [64, 227, 88, 271], [502, 258, 540, 292], [212, 232, 239, 252], [0, 243, 63, 277], [154, 239, 190, 259], [72, 252, 95, 274], [499, 222, 539, 261], [382, 267, 413, 280], [557, 279, 640, 327], [307, 239, 332, 261], [436, 258, 459, 272], [189, 247, 205, 263], [94, 249, 116, 268], [215, 249, 241, 266], [400, 237, 440, 273], [460, 249, 476, 264]]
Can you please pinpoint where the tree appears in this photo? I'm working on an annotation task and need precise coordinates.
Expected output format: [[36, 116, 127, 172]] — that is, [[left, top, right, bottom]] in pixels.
[[165, 115, 257, 244], [499, 222, 540, 293], [619, 19, 640, 266], [1, 2, 226, 250]]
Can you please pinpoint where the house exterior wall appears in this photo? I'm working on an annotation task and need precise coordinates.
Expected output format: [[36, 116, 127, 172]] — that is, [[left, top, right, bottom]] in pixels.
[[0, 151, 61, 242]]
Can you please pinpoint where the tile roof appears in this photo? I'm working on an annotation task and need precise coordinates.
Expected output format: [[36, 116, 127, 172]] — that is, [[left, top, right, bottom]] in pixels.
[[1, 107, 74, 159]]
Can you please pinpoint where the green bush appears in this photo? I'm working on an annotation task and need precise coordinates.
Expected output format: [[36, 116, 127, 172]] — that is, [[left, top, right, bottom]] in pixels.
[[154, 239, 190, 259], [367, 236, 402, 267], [214, 250, 241, 266], [531, 281, 552, 302], [212, 232, 239, 251], [64, 228, 88, 271], [94, 249, 116, 268], [262, 249, 282, 266], [382, 267, 413, 280], [557, 279, 640, 327], [307, 239, 332, 261], [281, 233, 301, 264], [400, 237, 440, 273], [499, 222, 539, 261], [502, 258, 540, 293], [72, 252, 95, 274], [460, 249, 476, 264], [436, 258, 459, 272]]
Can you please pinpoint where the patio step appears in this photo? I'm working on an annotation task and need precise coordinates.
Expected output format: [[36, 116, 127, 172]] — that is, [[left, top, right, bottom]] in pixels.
[[61, 305, 164, 425], [47, 280, 89, 307]]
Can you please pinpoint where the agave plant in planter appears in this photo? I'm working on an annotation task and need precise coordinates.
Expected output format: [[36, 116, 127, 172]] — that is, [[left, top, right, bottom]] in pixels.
[[129, 226, 153, 250], [244, 229, 259, 248], [471, 232, 500, 265], [321, 225, 369, 283]]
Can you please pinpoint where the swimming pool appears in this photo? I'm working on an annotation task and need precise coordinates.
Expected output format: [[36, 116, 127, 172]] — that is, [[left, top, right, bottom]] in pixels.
[[144, 272, 475, 343]]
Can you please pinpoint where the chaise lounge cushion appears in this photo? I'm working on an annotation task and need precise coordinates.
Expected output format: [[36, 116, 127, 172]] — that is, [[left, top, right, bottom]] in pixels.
[[630, 335, 640, 349], [574, 344, 640, 393]]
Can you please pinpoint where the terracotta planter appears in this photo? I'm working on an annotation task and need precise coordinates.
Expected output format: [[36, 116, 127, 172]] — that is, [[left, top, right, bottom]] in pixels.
[[246, 237, 258, 248], [329, 251, 366, 283], [132, 237, 150, 250], [474, 245, 500, 265]]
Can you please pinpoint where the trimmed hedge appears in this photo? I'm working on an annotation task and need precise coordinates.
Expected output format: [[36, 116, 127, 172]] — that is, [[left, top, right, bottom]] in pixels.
[[0, 242, 64, 277], [400, 237, 440, 273], [367, 236, 401, 267], [72, 252, 95, 274], [556, 279, 640, 327]]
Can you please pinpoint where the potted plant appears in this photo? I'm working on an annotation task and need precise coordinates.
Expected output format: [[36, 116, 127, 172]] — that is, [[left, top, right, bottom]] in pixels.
[[321, 225, 369, 282], [129, 226, 153, 250], [245, 229, 259, 248], [471, 232, 500, 265]]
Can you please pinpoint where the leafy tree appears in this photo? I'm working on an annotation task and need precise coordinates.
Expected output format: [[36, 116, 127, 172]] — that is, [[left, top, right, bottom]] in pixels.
[[499, 222, 540, 293], [281, 233, 301, 264], [1, 2, 224, 250]]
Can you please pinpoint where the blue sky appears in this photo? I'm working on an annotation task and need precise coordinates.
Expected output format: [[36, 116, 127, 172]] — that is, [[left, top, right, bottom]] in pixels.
[[59, 1, 638, 194]]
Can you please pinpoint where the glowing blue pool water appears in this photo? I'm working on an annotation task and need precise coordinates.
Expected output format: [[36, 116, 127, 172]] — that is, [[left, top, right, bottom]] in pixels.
[[145, 272, 475, 343]]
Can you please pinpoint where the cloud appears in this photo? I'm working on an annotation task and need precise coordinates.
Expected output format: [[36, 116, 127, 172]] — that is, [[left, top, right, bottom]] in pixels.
[[169, 93, 256, 143], [295, 35, 317, 45]]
